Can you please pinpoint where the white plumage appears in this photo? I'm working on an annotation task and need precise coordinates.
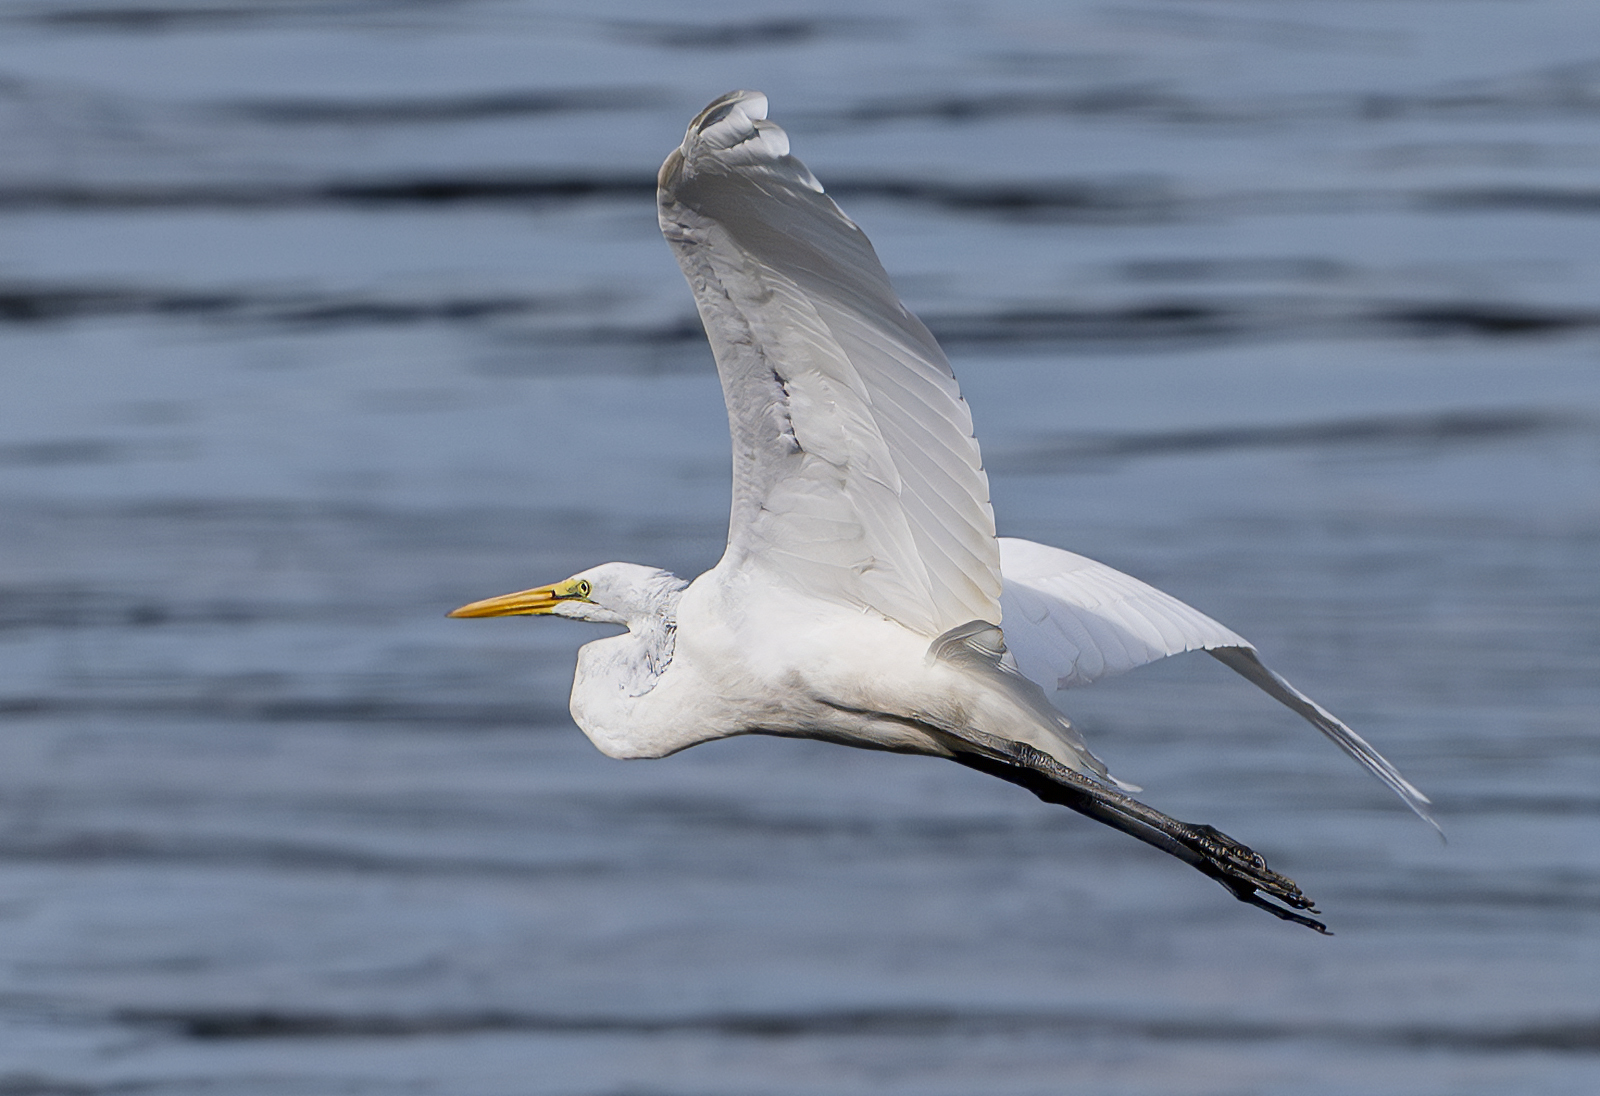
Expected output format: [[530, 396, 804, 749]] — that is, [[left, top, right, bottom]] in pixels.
[[658, 89, 999, 639], [452, 91, 1431, 932]]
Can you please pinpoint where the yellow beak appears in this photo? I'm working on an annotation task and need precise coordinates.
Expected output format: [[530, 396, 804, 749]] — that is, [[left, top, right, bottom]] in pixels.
[[448, 582, 567, 618]]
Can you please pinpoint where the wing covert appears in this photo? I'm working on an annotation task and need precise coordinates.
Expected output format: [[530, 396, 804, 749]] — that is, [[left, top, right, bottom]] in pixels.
[[998, 536, 1249, 690], [658, 90, 1000, 637]]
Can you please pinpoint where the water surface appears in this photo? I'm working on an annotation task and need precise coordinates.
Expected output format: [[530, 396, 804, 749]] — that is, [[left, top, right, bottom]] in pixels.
[[1, 2, 1597, 1093]]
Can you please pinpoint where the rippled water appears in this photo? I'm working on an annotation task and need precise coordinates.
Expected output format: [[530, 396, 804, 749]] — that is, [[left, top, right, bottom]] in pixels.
[[2, 2, 1598, 1093]]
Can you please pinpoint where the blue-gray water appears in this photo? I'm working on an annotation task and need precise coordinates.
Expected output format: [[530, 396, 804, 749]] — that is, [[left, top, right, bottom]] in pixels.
[[2, 2, 1598, 1093]]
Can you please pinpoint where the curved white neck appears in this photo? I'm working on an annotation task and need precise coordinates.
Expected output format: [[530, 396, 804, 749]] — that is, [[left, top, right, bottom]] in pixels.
[[567, 580, 689, 757]]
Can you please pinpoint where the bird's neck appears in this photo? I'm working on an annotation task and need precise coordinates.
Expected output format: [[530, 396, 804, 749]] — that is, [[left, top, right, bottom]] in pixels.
[[620, 596, 681, 693], [572, 572, 684, 700], [570, 610, 685, 758]]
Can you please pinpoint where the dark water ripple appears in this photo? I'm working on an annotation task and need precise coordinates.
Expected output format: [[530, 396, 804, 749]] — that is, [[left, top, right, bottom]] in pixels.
[[221, 87, 661, 126], [0, 282, 567, 327], [0, 584, 276, 629], [609, 16, 876, 51], [992, 409, 1585, 472], [0, 176, 1171, 217], [7, 279, 1598, 357], [111, 1004, 1600, 1052], [0, 831, 607, 879], [1425, 186, 1600, 214], [841, 60, 1600, 126], [11, 1, 442, 33], [0, 694, 567, 726], [0, 440, 182, 467], [930, 301, 1600, 346], [0, 177, 655, 211], [9, 174, 1600, 226]]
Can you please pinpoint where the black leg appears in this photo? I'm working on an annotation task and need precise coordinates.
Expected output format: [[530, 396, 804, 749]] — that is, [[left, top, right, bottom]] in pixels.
[[948, 741, 1329, 934]]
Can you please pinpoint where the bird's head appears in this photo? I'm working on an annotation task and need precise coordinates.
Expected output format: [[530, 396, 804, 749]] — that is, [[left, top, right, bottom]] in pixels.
[[449, 562, 685, 629]]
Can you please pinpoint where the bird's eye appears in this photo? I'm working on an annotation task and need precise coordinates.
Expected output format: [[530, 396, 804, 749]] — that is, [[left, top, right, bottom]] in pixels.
[[576, 580, 592, 598]]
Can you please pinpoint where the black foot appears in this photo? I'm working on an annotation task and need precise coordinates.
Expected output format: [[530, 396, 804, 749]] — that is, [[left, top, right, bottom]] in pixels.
[[949, 740, 1329, 933], [1186, 823, 1326, 932]]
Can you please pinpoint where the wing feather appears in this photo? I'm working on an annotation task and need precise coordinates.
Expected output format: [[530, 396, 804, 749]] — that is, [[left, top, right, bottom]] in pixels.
[[658, 91, 999, 637], [999, 537, 1248, 690], [999, 537, 1435, 826]]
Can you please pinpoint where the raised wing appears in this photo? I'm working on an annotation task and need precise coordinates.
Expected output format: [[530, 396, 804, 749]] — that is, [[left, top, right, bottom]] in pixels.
[[999, 537, 1435, 826], [658, 91, 999, 638]]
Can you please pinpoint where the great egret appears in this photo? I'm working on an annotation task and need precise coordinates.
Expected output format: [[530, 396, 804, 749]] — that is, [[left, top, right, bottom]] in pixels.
[[452, 90, 1432, 932]]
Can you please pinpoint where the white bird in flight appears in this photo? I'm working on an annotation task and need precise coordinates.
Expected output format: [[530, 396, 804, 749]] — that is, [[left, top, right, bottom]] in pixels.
[[452, 90, 1433, 933]]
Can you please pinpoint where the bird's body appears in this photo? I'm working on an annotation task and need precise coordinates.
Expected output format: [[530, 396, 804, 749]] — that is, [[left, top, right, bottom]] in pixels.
[[453, 91, 1432, 932], [534, 559, 1078, 773]]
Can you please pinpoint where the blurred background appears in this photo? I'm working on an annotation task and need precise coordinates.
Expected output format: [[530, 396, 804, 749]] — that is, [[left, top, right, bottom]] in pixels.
[[2, 1, 1598, 1093]]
